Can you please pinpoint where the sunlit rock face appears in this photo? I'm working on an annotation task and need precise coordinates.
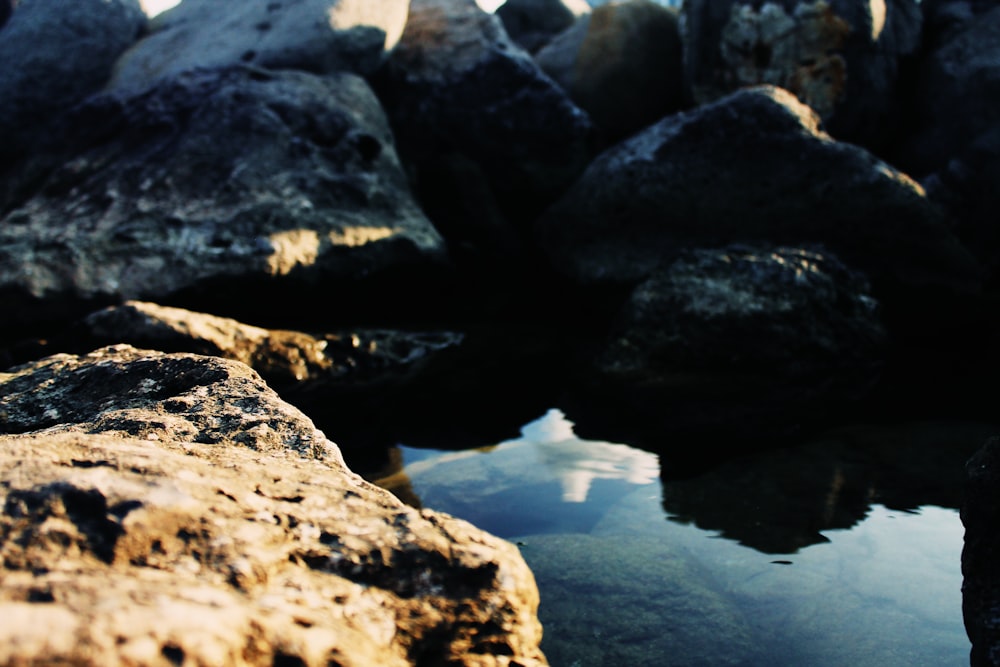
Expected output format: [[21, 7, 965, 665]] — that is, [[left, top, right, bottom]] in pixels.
[[0, 345, 548, 667], [681, 0, 922, 151], [536, 85, 981, 302], [110, 0, 409, 92], [962, 436, 1000, 667], [0, 67, 446, 330], [374, 0, 595, 254], [535, 0, 685, 142], [0, 0, 146, 164]]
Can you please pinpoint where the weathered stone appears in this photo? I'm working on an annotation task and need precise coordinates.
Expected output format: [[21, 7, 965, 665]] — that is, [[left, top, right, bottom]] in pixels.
[[80, 300, 464, 392], [963, 436, 1000, 667], [109, 0, 409, 92], [0, 345, 547, 666], [375, 0, 594, 240], [0, 66, 446, 330], [0, 0, 146, 164], [497, 0, 590, 53], [535, 0, 684, 142], [535, 86, 981, 300], [680, 0, 922, 151]]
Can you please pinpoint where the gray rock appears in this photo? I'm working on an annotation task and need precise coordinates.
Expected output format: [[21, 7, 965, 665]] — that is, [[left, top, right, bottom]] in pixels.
[[535, 0, 685, 142], [80, 300, 464, 392], [375, 0, 594, 239], [496, 0, 590, 53], [108, 0, 409, 92], [535, 85, 981, 299], [680, 0, 922, 151], [963, 436, 1000, 666], [0, 345, 548, 666], [0, 0, 11, 29], [0, 0, 146, 163], [0, 66, 446, 329]]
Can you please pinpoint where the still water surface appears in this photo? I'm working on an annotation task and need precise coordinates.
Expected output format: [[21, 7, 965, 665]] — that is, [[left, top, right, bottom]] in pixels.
[[368, 409, 983, 666]]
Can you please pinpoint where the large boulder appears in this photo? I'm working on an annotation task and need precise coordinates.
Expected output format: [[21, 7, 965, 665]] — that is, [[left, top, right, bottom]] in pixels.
[[109, 0, 409, 92], [535, 0, 685, 142], [680, 0, 922, 151], [0, 0, 146, 164], [0, 66, 447, 330], [535, 86, 981, 301], [374, 0, 594, 251], [496, 0, 591, 53], [963, 436, 1000, 666], [0, 345, 547, 666]]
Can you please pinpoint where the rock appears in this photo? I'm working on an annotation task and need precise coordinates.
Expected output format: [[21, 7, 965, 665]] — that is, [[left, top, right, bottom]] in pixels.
[[963, 436, 1000, 666], [374, 0, 594, 242], [0, 345, 547, 666], [581, 244, 886, 441], [108, 0, 409, 92], [535, 0, 685, 142], [79, 300, 464, 392], [0, 66, 447, 330], [680, 0, 922, 151], [535, 86, 982, 301], [496, 0, 590, 53], [0, 0, 146, 164]]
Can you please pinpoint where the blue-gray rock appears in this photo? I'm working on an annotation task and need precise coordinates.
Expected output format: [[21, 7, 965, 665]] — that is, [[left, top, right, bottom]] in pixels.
[[496, 0, 590, 52]]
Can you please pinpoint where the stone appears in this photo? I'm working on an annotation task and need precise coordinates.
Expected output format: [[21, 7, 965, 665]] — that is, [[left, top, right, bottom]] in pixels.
[[535, 0, 685, 142], [680, 0, 922, 151], [0, 66, 447, 331], [0, 345, 547, 666], [496, 0, 590, 53], [79, 300, 464, 392], [374, 0, 594, 240], [0, 0, 146, 164], [535, 86, 982, 301], [108, 0, 409, 92], [963, 436, 1000, 667]]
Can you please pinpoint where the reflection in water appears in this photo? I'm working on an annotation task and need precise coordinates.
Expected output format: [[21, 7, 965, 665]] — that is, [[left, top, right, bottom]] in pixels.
[[369, 413, 983, 666]]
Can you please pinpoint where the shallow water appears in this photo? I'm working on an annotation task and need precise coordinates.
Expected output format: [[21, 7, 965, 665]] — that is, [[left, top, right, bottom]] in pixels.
[[362, 409, 993, 666]]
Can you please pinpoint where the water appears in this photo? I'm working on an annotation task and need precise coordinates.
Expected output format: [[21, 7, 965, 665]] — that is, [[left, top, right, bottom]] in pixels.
[[367, 409, 987, 666]]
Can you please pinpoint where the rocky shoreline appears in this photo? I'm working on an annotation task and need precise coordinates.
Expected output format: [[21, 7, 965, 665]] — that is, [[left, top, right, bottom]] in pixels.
[[3, 0, 1000, 664]]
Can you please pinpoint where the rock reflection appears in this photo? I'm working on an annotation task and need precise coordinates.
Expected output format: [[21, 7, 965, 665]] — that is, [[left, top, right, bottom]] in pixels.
[[661, 421, 996, 553]]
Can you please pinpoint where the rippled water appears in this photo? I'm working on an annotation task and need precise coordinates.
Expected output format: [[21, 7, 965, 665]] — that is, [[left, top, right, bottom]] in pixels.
[[365, 409, 990, 666]]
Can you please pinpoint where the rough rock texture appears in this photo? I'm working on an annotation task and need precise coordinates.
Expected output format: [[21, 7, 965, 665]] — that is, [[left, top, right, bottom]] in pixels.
[[0, 0, 10, 29], [963, 436, 1000, 667], [0, 66, 446, 330], [535, 0, 684, 142], [535, 86, 981, 300], [497, 0, 591, 53], [680, 0, 922, 151], [109, 0, 409, 91], [0, 345, 547, 666], [0, 0, 146, 164], [80, 300, 464, 392], [375, 0, 594, 246]]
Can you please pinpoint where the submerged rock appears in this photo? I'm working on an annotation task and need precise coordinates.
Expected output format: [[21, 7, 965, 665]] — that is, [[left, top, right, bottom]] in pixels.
[[536, 86, 981, 301], [0, 66, 446, 330], [535, 0, 685, 142], [109, 0, 409, 91], [0, 345, 547, 666], [0, 0, 146, 164]]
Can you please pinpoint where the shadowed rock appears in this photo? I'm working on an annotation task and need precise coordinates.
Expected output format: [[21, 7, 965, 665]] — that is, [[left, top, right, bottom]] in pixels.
[[963, 436, 1000, 666], [497, 0, 591, 53]]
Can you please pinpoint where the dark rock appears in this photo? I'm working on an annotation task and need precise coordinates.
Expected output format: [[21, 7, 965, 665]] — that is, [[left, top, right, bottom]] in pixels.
[[109, 0, 409, 92], [963, 436, 1000, 667], [680, 0, 922, 151], [0, 0, 146, 164], [535, 0, 685, 142], [535, 86, 982, 302], [0, 66, 447, 330], [80, 300, 464, 393], [583, 244, 885, 440], [0, 345, 548, 666], [497, 0, 591, 53], [374, 0, 594, 248]]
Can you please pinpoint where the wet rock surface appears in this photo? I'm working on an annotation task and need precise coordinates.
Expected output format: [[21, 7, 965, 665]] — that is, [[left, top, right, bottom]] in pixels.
[[0, 346, 547, 667], [0, 66, 445, 330]]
